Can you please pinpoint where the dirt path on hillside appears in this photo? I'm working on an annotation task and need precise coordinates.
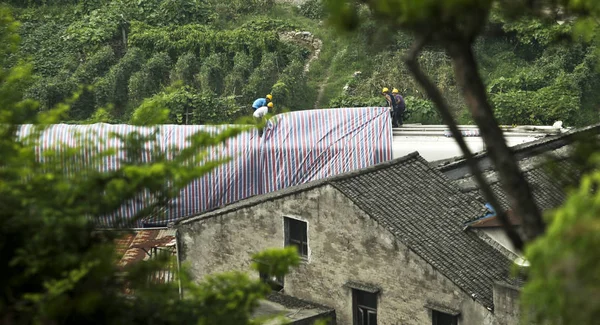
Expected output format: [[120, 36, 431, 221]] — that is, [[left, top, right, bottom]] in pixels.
[[279, 31, 322, 73], [279, 31, 327, 108], [314, 69, 331, 109]]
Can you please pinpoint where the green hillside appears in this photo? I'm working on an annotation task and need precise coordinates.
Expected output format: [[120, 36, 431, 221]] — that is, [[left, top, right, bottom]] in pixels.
[[4, 0, 600, 126]]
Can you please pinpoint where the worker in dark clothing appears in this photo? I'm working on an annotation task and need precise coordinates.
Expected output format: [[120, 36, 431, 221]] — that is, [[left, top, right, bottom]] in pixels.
[[382, 87, 399, 127], [392, 88, 405, 126]]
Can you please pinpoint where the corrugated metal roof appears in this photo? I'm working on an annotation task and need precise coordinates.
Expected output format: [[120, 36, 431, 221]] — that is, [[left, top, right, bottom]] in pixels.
[[20, 107, 392, 227]]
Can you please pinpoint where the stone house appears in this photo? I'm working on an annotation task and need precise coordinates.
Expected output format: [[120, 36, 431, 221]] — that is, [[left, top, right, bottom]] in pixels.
[[176, 152, 524, 325], [112, 228, 334, 324], [438, 123, 598, 257]]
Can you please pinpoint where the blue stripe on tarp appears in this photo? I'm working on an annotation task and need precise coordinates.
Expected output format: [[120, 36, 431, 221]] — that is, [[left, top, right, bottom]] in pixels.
[[18, 107, 392, 227]]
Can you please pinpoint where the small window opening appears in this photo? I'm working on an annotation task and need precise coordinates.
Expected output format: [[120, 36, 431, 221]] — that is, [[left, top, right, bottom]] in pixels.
[[432, 310, 458, 325], [353, 289, 377, 325], [284, 217, 308, 258]]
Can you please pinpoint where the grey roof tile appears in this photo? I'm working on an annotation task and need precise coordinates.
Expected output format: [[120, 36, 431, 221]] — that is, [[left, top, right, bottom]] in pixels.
[[456, 158, 577, 215], [436, 123, 600, 171], [181, 152, 518, 309], [329, 154, 515, 308]]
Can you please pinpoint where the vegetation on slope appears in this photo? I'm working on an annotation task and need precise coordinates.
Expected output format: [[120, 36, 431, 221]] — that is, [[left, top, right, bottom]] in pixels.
[[4, 0, 600, 126], [1, 7, 307, 324]]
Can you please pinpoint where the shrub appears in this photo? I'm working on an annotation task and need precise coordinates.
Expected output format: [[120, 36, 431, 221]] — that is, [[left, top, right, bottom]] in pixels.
[[171, 52, 200, 86], [72, 45, 116, 84], [271, 60, 310, 111], [94, 47, 146, 117], [129, 52, 172, 104], [243, 52, 279, 103], [298, 0, 325, 20], [150, 86, 242, 125], [224, 52, 254, 96], [403, 96, 441, 124]]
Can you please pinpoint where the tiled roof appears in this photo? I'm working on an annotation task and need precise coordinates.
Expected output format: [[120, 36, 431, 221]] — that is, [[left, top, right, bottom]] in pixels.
[[437, 122, 600, 180], [254, 293, 335, 323], [329, 153, 515, 309], [115, 228, 177, 268], [467, 210, 521, 228], [453, 158, 576, 214], [113, 228, 178, 293], [265, 292, 334, 311], [179, 152, 517, 309]]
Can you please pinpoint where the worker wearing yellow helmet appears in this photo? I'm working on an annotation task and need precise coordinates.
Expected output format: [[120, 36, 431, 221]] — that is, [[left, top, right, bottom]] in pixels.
[[252, 94, 272, 112], [254, 101, 274, 137], [391, 88, 406, 126], [381, 87, 400, 127]]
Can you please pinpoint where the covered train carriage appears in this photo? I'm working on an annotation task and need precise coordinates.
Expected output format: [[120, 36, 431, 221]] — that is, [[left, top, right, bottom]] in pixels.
[[19, 107, 393, 227]]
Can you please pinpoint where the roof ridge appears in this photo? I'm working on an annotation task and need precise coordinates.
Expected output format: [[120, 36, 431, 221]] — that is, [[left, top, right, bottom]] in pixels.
[[324, 151, 420, 183], [437, 122, 600, 171]]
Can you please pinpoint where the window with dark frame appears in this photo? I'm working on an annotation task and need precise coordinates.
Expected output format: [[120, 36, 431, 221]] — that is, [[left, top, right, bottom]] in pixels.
[[284, 217, 308, 258], [432, 310, 458, 325], [352, 289, 377, 325]]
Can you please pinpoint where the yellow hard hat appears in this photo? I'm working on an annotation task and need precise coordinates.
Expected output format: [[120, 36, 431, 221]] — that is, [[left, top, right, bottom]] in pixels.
[[267, 102, 274, 108], [266, 94, 273, 101], [392, 88, 399, 94], [382, 87, 389, 94]]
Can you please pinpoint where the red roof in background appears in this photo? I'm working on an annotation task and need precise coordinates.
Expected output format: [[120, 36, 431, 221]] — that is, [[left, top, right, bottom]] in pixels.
[[116, 229, 176, 268], [113, 229, 178, 294], [469, 210, 522, 228]]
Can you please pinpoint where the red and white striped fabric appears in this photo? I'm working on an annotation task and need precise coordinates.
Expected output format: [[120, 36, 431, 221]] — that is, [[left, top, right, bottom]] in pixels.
[[18, 107, 392, 227]]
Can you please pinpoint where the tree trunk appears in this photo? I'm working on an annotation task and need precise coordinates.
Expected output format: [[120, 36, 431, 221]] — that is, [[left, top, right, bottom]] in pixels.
[[447, 42, 546, 242], [122, 26, 127, 49], [404, 37, 525, 250]]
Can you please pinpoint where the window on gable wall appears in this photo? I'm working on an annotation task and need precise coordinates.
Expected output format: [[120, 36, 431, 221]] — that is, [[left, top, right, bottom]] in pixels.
[[353, 289, 377, 325], [284, 217, 308, 258], [432, 310, 458, 325]]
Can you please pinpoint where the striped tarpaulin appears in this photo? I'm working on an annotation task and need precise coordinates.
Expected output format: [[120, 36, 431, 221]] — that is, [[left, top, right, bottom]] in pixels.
[[18, 107, 392, 227]]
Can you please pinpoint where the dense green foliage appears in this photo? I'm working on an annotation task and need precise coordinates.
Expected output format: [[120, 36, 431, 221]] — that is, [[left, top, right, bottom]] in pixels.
[[8, 0, 312, 124], [481, 14, 600, 126], [0, 6, 309, 324], [3, 1, 600, 324], [522, 139, 600, 324], [5, 0, 600, 126], [320, 4, 600, 125], [327, 0, 600, 324]]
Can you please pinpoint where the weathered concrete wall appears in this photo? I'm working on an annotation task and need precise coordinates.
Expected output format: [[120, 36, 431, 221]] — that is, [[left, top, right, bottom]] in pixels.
[[493, 283, 522, 325], [178, 185, 506, 325]]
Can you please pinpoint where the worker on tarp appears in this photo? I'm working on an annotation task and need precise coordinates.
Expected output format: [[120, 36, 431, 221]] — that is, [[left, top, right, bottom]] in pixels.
[[382, 87, 400, 127], [392, 88, 406, 126], [254, 102, 274, 137], [252, 94, 273, 112]]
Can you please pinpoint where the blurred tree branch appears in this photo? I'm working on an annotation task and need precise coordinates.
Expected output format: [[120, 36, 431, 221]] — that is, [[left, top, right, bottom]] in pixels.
[[404, 35, 525, 250]]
